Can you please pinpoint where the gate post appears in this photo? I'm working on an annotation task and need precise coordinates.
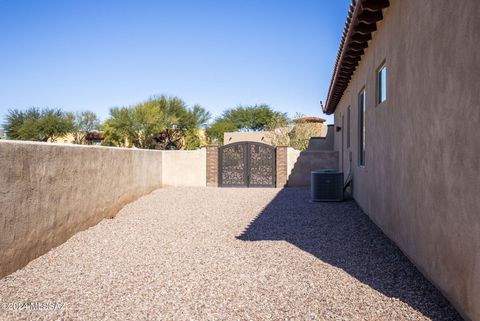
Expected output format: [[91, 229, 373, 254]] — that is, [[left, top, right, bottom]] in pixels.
[[276, 146, 288, 188], [206, 145, 219, 187]]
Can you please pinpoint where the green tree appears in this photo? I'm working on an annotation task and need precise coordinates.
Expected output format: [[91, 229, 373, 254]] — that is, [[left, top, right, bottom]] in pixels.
[[102, 107, 139, 147], [206, 104, 288, 144], [182, 104, 211, 149], [4, 108, 39, 139], [102, 95, 210, 150], [205, 119, 237, 144], [185, 104, 211, 128], [71, 111, 101, 144], [5, 107, 73, 142]]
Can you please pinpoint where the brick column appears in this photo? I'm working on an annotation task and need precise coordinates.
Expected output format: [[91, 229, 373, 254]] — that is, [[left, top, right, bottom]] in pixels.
[[276, 146, 288, 188], [206, 145, 219, 187]]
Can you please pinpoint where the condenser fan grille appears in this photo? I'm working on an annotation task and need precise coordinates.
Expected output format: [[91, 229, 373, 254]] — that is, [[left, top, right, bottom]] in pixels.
[[311, 169, 344, 202]]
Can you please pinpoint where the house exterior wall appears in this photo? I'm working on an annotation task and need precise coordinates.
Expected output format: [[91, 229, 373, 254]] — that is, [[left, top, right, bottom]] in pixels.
[[332, 0, 480, 319]]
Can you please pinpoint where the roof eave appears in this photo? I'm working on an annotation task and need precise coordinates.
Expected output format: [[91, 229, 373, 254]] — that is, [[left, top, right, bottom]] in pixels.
[[324, 0, 390, 115]]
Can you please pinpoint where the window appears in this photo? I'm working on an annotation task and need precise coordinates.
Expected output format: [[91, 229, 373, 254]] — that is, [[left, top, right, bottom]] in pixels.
[[347, 106, 351, 148], [377, 63, 387, 104], [359, 89, 366, 166]]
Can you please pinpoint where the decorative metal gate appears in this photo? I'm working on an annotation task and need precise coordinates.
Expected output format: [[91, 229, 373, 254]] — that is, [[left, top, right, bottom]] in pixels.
[[219, 142, 276, 187]]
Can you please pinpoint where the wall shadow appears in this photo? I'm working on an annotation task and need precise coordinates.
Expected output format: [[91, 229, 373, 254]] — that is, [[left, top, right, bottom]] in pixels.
[[286, 126, 339, 187], [286, 150, 339, 187], [236, 188, 461, 320]]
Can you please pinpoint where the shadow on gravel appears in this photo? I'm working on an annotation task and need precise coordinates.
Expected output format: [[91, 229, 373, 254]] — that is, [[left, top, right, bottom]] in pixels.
[[236, 188, 462, 321]]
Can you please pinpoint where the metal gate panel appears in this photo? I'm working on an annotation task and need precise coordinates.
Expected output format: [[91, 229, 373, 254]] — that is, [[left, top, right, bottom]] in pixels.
[[219, 142, 275, 188], [248, 143, 276, 187], [219, 143, 248, 187]]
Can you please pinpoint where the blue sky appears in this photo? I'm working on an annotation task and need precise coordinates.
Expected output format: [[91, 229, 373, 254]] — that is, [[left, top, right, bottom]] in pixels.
[[0, 0, 350, 124]]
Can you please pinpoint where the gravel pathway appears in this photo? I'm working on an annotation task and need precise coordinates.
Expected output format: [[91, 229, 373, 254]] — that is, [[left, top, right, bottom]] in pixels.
[[0, 187, 460, 320]]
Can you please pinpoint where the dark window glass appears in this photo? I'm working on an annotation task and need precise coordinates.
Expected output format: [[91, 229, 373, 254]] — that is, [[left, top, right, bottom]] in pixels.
[[359, 90, 366, 166], [347, 106, 351, 148]]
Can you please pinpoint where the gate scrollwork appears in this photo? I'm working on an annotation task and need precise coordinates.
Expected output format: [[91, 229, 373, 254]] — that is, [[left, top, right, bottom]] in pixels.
[[219, 142, 275, 187]]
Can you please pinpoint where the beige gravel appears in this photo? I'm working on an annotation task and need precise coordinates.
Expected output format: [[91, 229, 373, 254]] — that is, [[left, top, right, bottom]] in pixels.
[[0, 187, 460, 320]]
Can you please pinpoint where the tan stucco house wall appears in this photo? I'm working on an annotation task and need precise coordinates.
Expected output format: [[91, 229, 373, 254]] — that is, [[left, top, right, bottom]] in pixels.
[[327, 0, 480, 319]]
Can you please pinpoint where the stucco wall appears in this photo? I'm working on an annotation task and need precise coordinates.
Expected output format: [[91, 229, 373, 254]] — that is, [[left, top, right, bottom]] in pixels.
[[162, 149, 206, 187], [286, 148, 339, 187], [332, 0, 480, 319], [0, 141, 207, 278], [223, 131, 273, 145], [306, 125, 334, 151], [287, 148, 301, 179]]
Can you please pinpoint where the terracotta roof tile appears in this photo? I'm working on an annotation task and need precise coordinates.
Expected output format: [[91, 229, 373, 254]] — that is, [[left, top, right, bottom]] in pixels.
[[324, 0, 390, 115]]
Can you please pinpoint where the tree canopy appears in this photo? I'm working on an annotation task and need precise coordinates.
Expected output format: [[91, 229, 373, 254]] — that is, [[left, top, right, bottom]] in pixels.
[[206, 104, 288, 144], [5, 107, 74, 142], [71, 111, 101, 144], [3, 98, 313, 150], [102, 95, 210, 150]]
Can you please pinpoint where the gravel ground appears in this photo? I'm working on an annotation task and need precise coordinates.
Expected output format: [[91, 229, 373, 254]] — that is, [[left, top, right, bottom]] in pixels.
[[0, 187, 461, 320]]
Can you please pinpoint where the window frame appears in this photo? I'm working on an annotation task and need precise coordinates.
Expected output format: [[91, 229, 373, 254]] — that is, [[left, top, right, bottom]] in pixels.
[[358, 88, 366, 167], [376, 62, 387, 105], [347, 106, 351, 148]]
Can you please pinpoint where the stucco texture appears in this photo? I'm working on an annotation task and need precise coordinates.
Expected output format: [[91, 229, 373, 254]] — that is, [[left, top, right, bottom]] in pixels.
[[286, 148, 339, 187], [162, 149, 206, 187], [286, 127, 338, 187], [224, 131, 273, 145], [0, 141, 206, 278], [332, 0, 480, 319]]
